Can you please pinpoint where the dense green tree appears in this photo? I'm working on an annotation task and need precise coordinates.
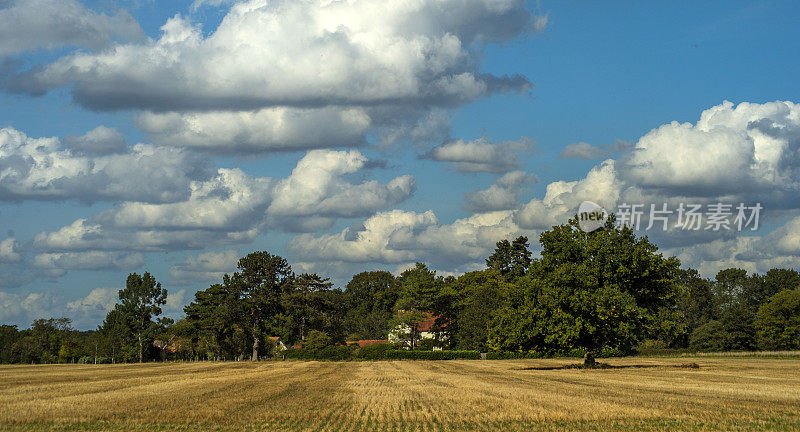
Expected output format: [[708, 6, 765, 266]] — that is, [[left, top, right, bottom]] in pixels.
[[316, 288, 347, 343], [447, 270, 512, 351], [689, 320, 726, 351], [647, 268, 716, 349], [719, 302, 757, 351], [305, 330, 332, 350], [675, 268, 717, 329], [744, 268, 800, 311], [155, 318, 200, 360], [688, 304, 756, 352], [764, 268, 800, 290], [486, 276, 545, 353], [280, 273, 345, 345], [709, 268, 761, 351], [184, 283, 242, 360], [9, 246, 799, 364], [489, 217, 681, 364], [755, 288, 800, 350], [57, 334, 81, 363], [231, 251, 293, 360], [393, 263, 448, 349], [645, 306, 689, 349], [97, 307, 131, 362], [22, 318, 78, 363], [396, 263, 442, 311], [344, 271, 400, 340], [11, 336, 42, 364], [0, 325, 19, 363], [111, 272, 169, 363], [713, 268, 749, 312], [485, 236, 532, 281]]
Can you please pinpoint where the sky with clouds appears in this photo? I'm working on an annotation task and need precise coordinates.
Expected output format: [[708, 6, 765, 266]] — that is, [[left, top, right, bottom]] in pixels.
[[0, 0, 798, 329]]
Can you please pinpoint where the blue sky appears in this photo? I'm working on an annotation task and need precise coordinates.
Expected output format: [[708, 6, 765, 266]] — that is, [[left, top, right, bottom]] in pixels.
[[1, 0, 799, 329]]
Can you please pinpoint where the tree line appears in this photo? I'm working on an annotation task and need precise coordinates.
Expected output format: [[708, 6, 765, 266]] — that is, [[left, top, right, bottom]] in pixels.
[[2, 217, 799, 364]]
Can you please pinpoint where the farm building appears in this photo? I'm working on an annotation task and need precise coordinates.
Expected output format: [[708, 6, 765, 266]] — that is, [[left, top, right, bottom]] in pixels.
[[267, 336, 287, 352], [388, 310, 449, 350]]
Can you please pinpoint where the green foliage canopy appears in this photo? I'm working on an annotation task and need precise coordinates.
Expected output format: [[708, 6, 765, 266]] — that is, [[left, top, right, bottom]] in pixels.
[[755, 288, 800, 350], [489, 217, 681, 355]]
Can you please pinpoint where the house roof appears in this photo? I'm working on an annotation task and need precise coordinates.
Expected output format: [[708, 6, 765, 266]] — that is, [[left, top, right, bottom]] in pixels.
[[397, 310, 448, 332], [418, 315, 439, 332], [152, 338, 182, 353]]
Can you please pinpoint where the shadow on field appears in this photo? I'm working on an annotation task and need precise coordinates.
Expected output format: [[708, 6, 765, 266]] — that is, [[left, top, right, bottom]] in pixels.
[[518, 362, 701, 371]]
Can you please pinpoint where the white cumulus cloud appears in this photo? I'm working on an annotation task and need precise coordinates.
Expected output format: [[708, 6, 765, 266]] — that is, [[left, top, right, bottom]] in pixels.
[[0, 237, 22, 263], [11, 0, 541, 111], [33, 251, 145, 277], [0, 0, 143, 58], [169, 249, 240, 285], [465, 171, 536, 213], [62, 126, 127, 156], [136, 107, 371, 154], [66, 287, 118, 323], [0, 127, 211, 203], [31, 149, 415, 279], [289, 209, 531, 269], [0, 292, 59, 326], [425, 136, 535, 173], [621, 100, 800, 200], [289, 101, 800, 280], [267, 150, 415, 219]]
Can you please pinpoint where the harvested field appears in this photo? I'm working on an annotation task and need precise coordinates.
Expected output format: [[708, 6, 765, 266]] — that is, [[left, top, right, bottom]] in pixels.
[[1, 357, 798, 431]]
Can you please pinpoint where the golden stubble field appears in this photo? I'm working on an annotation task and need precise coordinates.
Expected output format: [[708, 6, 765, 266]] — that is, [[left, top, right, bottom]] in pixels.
[[1, 357, 798, 431]]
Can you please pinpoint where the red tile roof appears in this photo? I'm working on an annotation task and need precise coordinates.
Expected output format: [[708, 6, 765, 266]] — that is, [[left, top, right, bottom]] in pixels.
[[153, 338, 183, 353], [397, 310, 448, 332]]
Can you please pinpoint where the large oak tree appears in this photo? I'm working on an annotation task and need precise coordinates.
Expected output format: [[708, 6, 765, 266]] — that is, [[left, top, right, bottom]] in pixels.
[[489, 217, 681, 366]]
